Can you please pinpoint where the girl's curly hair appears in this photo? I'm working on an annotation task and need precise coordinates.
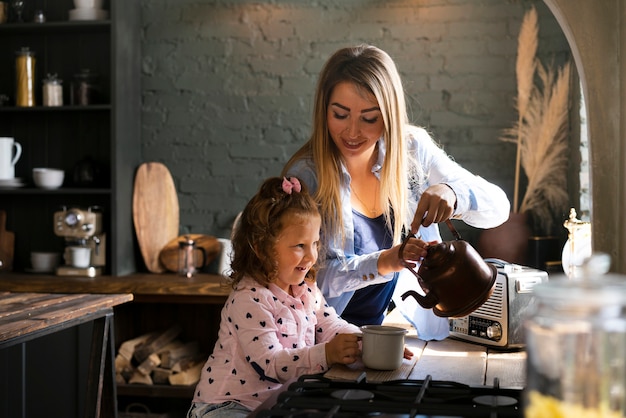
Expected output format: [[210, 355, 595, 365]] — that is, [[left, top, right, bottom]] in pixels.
[[228, 177, 321, 288]]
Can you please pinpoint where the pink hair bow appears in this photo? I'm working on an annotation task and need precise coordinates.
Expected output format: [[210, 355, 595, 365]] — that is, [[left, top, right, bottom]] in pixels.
[[282, 177, 301, 194]]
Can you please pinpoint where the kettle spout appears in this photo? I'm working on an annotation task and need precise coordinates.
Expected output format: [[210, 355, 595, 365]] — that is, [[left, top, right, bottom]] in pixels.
[[401, 290, 438, 309]]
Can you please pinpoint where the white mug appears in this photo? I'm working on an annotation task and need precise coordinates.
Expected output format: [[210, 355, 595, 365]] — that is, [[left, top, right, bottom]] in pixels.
[[0, 137, 22, 180], [64, 246, 91, 268]]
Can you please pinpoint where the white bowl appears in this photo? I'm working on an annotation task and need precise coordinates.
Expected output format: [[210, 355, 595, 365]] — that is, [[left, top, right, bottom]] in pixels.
[[30, 251, 61, 272], [73, 0, 104, 9], [68, 8, 108, 21], [33, 168, 64, 189]]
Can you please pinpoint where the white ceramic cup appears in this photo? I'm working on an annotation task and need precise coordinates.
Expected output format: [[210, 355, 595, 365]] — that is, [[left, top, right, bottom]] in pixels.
[[360, 325, 408, 370], [30, 252, 61, 272], [0, 137, 22, 180], [64, 246, 91, 268]]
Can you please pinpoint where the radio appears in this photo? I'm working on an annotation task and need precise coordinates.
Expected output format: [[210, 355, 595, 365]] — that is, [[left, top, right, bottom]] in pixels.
[[449, 259, 548, 349]]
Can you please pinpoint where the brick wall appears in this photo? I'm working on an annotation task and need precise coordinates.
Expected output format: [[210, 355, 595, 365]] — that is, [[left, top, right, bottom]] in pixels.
[[140, 0, 573, 241]]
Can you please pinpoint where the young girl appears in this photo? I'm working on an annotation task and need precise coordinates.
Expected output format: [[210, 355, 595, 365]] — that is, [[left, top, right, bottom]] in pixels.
[[187, 176, 362, 418]]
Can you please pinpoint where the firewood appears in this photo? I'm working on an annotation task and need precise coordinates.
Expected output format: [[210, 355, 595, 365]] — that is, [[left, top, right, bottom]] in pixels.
[[168, 361, 202, 386], [137, 352, 161, 376], [115, 353, 134, 379], [161, 341, 200, 369], [171, 353, 206, 373], [152, 367, 172, 385], [118, 331, 158, 361], [133, 325, 183, 363], [128, 370, 153, 385]]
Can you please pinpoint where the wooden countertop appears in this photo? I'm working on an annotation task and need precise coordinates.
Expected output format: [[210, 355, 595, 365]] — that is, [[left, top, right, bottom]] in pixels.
[[0, 272, 231, 303], [0, 291, 133, 347]]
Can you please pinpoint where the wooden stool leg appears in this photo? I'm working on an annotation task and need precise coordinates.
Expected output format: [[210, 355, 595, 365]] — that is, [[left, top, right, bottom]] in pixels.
[[85, 310, 119, 418]]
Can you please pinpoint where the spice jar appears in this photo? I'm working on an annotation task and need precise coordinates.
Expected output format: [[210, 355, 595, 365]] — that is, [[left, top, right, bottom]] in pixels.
[[15, 47, 35, 107], [42, 73, 63, 107], [524, 254, 626, 418]]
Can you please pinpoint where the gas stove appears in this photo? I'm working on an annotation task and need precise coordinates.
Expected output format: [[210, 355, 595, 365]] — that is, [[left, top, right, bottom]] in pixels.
[[253, 374, 523, 417]]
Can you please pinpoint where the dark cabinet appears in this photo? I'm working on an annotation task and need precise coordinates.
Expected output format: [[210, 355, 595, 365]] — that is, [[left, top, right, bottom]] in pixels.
[[0, 0, 140, 276]]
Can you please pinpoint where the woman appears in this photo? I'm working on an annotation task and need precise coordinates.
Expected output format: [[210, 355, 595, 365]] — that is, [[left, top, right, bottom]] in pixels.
[[282, 45, 510, 337]]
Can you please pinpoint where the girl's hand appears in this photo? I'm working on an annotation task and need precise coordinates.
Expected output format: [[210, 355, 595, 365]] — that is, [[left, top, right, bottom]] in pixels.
[[411, 183, 457, 232], [325, 333, 361, 366], [403, 346, 414, 360]]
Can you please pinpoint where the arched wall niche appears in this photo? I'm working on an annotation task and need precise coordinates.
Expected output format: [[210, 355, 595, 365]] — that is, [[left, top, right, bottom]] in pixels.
[[542, 0, 625, 272]]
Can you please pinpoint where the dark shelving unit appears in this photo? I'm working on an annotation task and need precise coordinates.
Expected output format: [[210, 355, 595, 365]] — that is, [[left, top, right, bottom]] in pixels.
[[0, 0, 140, 276]]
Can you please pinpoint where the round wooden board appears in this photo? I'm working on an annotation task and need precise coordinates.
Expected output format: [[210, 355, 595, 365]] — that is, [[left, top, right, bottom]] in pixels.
[[133, 162, 180, 273]]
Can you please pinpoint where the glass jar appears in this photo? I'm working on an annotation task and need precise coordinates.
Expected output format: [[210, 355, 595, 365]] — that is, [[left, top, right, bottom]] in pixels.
[[15, 47, 35, 107], [71, 69, 99, 105], [42, 73, 63, 106], [524, 257, 626, 418]]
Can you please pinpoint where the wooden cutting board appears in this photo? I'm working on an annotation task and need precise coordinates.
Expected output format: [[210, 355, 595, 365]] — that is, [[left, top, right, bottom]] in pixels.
[[133, 162, 180, 273], [0, 210, 15, 271], [159, 234, 222, 273]]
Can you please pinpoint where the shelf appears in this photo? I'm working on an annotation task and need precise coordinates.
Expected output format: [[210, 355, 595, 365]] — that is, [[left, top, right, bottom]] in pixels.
[[0, 187, 112, 195], [0, 105, 111, 112], [117, 384, 195, 399], [0, 21, 110, 34]]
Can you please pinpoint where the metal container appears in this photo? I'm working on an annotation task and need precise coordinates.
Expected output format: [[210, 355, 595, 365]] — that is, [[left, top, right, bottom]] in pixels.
[[15, 47, 35, 107], [524, 255, 626, 417]]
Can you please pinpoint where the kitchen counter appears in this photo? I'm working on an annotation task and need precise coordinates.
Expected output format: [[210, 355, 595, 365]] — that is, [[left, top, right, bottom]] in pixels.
[[0, 272, 230, 304], [0, 292, 133, 418]]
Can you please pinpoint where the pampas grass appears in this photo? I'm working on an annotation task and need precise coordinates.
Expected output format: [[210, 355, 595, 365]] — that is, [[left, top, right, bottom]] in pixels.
[[501, 5, 571, 235]]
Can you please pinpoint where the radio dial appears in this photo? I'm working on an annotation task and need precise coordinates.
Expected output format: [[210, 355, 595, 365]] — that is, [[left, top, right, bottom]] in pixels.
[[486, 323, 502, 341]]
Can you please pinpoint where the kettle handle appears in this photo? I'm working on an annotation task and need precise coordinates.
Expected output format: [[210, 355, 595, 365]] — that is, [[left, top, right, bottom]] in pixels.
[[445, 219, 462, 240]]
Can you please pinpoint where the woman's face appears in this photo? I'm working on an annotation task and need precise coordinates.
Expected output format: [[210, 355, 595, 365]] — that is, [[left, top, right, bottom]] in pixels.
[[273, 213, 321, 294], [327, 81, 385, 162]]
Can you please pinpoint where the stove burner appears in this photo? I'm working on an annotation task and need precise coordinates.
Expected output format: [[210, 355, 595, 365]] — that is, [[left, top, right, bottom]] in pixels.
[[473, 395, 518, 407], [254, 374, 523, 417], [331, 389, 375, 401]]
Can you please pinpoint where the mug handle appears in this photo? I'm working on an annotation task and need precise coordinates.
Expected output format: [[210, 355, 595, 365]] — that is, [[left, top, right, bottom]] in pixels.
[[11, 142, 22, 165]]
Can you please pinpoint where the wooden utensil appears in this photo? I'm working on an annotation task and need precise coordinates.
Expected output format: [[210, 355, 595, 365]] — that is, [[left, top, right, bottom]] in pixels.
[[159, 234, 221, 273], [133, 162, 180, 273], [0, 210, 15, 271]]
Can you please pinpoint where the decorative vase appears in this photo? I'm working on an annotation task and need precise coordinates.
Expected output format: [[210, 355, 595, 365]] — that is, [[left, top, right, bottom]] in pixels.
[[476, 212, 531, 265]]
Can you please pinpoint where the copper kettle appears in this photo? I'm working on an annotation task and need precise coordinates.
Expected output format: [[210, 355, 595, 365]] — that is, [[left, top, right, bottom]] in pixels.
[[400, 220, 497, 318]]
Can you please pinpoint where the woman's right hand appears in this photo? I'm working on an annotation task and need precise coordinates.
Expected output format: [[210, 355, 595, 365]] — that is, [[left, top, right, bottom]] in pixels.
[[325, 333, 361, 366], [376, 236, 429, 276]]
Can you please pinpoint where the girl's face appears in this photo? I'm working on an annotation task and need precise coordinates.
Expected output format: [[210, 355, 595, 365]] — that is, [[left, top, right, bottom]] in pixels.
[[327, 81, 385, 162], [273, 213, 321, 294]]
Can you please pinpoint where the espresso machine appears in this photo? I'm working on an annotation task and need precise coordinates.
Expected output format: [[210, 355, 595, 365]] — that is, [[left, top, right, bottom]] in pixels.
[[53, 206, 106, 277]]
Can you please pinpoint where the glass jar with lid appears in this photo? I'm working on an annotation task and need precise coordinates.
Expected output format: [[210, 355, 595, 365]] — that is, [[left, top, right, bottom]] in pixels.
[[524, 254, 626, 418], [42, 73, 63, 106]]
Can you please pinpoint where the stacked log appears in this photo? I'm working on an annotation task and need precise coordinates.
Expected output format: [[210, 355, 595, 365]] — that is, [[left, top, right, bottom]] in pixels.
[[115, 325, 204, 386]]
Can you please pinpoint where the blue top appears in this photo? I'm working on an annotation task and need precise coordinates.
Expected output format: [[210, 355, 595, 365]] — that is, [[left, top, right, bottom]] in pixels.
[[341, 210, 395, 326]]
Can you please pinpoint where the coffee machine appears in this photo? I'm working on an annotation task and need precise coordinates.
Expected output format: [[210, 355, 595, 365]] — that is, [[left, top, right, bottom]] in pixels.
[[53, 206, 106, 277]]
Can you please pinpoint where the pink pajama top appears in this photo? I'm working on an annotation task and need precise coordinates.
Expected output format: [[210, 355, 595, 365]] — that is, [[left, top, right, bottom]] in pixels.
[[192, 276, 361, 411]]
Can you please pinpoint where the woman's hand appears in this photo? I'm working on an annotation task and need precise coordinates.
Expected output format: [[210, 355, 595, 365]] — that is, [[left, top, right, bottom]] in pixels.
[[411, 183, 457, 233], [325, 333, 361, 366], [377, 236, 429, 276]]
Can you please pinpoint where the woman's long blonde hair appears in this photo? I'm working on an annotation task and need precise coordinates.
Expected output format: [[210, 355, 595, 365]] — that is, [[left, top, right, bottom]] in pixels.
[[283, 44, 414, 245]]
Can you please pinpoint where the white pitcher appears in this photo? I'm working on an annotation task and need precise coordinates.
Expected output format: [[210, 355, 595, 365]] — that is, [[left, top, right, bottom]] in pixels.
[[0, 137, 22, 180]]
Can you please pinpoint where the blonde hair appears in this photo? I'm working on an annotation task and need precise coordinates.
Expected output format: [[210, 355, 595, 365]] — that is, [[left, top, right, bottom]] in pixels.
[[283, 44, 415, 245]]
